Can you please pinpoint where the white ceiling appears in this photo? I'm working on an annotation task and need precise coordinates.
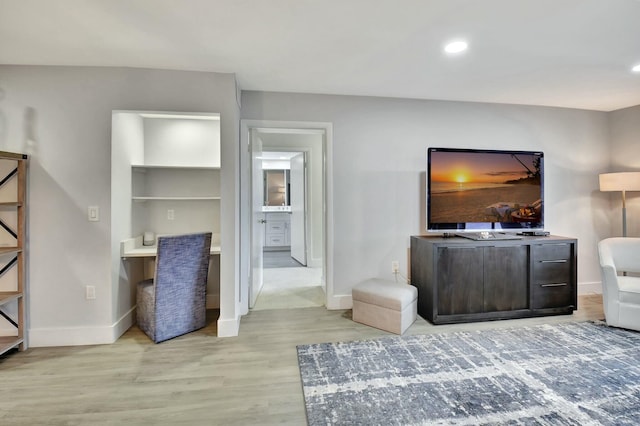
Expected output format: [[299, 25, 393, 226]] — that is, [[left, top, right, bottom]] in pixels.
[[1, 0, 639, 111]]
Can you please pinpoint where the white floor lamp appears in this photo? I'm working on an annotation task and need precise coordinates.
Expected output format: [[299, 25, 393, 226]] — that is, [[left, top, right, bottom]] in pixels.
[[599, 172, 640, 237]]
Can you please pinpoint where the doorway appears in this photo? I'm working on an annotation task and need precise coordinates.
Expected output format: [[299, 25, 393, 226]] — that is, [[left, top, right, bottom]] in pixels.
[[239, 121, 333, 314], [254, 149, 322, 310]]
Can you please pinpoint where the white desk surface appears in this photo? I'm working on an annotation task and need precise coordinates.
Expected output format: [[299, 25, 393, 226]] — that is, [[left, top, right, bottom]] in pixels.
[[120, 236, 220, 258]]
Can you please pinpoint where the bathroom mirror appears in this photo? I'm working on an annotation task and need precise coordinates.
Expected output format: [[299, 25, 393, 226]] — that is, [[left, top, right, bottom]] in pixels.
[[264, 169, 290, 206]]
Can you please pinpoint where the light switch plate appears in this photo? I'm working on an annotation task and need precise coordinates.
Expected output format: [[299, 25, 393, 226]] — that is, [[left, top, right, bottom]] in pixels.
[[88, 206, 99, 222]]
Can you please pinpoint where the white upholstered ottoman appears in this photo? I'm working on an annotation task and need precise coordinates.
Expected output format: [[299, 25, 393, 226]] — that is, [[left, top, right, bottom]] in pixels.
[[352, 279, 418, 335]]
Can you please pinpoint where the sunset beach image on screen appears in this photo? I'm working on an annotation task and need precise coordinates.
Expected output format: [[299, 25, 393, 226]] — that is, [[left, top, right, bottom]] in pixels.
[[427, 148, 543, 230]]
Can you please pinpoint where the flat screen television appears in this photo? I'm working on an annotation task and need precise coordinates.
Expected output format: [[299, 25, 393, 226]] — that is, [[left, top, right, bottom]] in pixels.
[[427, 147, 544, 233]]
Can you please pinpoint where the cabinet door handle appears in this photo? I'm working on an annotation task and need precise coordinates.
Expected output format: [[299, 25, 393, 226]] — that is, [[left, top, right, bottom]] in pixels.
[[540, 283, 568, 287], [539, 259, 567, 263], [442, 246, 477, 249]]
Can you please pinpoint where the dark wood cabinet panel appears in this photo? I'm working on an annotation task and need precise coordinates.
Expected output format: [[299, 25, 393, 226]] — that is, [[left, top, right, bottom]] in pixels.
[[410, 235, 577, 324], [436, 247, 484, 315], [483, 245, 528, 312]]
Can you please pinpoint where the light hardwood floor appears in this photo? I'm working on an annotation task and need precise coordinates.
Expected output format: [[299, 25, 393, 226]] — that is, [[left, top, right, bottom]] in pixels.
[[0, 295, 604, 425], [253, 267, 324, 311]]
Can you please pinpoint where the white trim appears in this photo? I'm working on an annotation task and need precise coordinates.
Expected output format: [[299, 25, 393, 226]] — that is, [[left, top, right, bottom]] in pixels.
[[217, 315, 240, 337], [327, 294, 352, 310], [29, 307, 136, 347], [325, 124, 334, 309], [328, 282, 600, 311], [30, 326, 114, 347], [112, 306, 136, 340], [579, 281, 602, 295], [307, 256, 323, 268], [139, 113, 219, 120]]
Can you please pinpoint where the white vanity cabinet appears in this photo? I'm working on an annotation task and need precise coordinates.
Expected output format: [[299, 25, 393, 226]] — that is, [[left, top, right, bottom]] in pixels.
[[264, 212, 291, 248]]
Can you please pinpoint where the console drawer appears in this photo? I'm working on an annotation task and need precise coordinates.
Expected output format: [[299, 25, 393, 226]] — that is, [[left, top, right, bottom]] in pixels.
[[531, 242, 574, 309], [532, 282, 572, 309], [533, 259, 570, 283], [531, 243, 571, 261]]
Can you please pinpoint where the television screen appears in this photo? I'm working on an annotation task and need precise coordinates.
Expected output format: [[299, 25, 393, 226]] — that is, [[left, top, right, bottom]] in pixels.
[[427, 148, 544, 232]]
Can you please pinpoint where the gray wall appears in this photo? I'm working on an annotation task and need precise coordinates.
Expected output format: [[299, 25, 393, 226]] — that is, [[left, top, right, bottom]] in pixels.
[[242, 91, 613, 298], [609, 105, 640, 236], [0, 64, 634, 345], [0, 65, 240, 345]]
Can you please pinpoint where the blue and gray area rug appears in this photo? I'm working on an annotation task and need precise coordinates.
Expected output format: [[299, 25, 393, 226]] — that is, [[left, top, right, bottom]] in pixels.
[[297, 322, 640, 425]]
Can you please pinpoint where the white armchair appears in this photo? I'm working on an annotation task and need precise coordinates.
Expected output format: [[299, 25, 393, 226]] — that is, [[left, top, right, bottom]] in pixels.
[[597, 237, 640, 331]]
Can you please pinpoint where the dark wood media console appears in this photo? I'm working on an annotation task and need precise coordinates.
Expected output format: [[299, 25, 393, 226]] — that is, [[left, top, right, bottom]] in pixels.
[[410, 235, 577, 324]]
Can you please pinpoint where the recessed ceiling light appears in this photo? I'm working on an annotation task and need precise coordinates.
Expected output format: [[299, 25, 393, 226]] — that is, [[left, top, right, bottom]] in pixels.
[[632, 63, 640, 73], [444, 40, 468, 54]]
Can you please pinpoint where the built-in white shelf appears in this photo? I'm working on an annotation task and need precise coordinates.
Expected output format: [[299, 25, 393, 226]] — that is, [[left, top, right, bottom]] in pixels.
[[132, 196, 221, 201], [131, 165, 221, 201], [132, 165, 220, 171]]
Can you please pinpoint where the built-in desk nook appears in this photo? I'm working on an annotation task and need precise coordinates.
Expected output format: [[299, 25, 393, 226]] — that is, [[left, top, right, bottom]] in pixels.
[[112, 110, 223, 318], [410, 235, 577, 325]]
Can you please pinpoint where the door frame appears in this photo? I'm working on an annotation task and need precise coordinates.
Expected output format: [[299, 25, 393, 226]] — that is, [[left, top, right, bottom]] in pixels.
[[239, 120, 334, 315], [249, 130, 264, 308]]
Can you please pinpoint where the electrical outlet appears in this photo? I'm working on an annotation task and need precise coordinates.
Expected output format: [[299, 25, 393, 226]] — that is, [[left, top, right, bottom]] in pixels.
[[86, 285, 96, 300], [391, 261, 400, 273], [167, 209, 175, 220]]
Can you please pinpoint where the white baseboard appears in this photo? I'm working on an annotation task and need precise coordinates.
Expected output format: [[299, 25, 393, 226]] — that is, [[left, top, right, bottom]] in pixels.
[[29, 307, 135, 348], [325, 281, 601, 312], [217, 315, 240, 337], [112, 306, 136, 341], [578, 281, 602, 295], [308, 256, 322, 268], [326, 293, 352, 310]]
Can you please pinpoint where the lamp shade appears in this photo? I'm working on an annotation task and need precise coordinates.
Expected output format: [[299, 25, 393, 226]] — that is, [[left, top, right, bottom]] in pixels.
[[599, 172, 640, 192]]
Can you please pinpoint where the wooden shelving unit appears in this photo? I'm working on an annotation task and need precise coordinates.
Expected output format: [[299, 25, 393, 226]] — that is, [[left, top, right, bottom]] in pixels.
[[0, 151, 27, 355]]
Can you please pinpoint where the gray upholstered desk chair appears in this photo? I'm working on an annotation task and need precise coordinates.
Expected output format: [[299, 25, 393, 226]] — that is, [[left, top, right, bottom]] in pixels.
[[136, 232, 212, 343]]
